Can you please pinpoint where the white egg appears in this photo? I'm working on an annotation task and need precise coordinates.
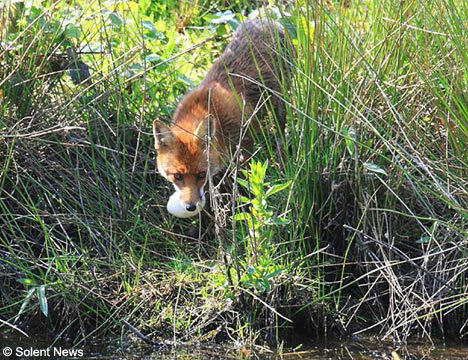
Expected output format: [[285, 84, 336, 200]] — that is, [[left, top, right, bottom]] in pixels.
[[166, 192, 205, 218], [167, 192, 192, 218]]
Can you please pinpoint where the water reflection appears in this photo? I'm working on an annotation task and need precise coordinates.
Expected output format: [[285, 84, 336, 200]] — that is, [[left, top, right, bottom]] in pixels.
[[1, 331, 467, 359]]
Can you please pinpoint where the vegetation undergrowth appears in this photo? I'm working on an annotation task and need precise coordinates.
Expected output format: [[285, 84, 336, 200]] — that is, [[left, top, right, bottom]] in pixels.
[[1, 0, 467, 348]]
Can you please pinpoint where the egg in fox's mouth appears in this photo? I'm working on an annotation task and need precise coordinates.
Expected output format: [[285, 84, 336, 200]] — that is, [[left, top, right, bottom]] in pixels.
[[166, 189, 205, 218]]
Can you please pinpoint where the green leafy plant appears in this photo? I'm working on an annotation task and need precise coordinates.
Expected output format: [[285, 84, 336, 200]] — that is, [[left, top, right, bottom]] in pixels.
[[233, 160, 291, 292], [14, 279, 48, 322], [234, 160, 291, 242]]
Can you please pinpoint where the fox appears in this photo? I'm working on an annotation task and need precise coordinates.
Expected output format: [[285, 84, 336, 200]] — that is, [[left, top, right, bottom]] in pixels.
[[153, 19, 290, 216]]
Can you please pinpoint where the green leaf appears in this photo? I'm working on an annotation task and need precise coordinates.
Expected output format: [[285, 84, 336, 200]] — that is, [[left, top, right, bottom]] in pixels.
[[261, 160, 268, 177], [14, 288, 35, 323], [265, 180, 292, 198], [233, 212, 249, 221], [251, 182, 263, 197], [236, 178, 250, 190], [65, 24, 81, 39], [101, 10, 122, 29], [215, 23, 227, 36], [37, 285, 48, 317], [266, 217, 290, 225], [266, 268, 283, 279], [251, 198, 265, 211], [343, 126, 356, 156], [177, 74, 195, 87], [239, 195, 251, 204], [17, 278, 37, 286], [114, 1, 139, 12], [227, 19, 239, 30], [279, 16, 297, 39], [211, 10, 236, 24], [363, 162, 387, 176], [141, 20, 157, 34], [145, 53, 162, 62], [109, 12, 122, 27], [416, 236, 431, 244]]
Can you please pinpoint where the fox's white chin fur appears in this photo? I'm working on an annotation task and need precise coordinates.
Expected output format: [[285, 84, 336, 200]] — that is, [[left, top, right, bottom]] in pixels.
[[166, 187, 205, 218]]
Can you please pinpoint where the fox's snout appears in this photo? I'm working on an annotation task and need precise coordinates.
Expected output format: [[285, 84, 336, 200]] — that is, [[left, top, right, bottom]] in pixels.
[[178, 185, 205, 212], [177, 186, 205, 211], [171, 174, 206, 212]]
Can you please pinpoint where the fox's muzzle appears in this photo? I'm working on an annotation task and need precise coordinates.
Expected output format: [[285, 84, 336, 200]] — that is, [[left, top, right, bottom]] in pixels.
[[178, 185, 205, 213]]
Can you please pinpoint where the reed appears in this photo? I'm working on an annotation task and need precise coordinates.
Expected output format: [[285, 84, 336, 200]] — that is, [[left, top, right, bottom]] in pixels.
[[0, 0, 466, 345]]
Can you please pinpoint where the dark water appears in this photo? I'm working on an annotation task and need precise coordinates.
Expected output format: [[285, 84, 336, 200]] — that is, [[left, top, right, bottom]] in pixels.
[[1, 330, 467, 359]]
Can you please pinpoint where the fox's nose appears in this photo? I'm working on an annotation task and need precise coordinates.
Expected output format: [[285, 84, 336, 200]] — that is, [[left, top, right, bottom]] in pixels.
[[186, 203, 197, 212]]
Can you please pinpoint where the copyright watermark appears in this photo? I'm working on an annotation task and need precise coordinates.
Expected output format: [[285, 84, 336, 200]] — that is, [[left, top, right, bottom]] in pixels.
[[1, 346, 83, 357]]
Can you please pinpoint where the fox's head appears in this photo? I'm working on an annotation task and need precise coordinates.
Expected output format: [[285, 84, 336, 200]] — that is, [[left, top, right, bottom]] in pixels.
[[153, 88, 225, 214], [153, 118, 220, 214], [153, 84, 244, 215]]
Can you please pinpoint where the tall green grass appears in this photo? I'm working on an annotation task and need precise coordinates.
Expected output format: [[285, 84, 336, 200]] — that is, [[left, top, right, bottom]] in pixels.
[[0, 0, 467, 346], [245, 0, 468, 342]]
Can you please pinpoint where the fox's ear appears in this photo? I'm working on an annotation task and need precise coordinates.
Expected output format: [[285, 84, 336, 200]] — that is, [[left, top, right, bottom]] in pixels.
[[153, 119, 175, 149], [194, 116, 216, 143]]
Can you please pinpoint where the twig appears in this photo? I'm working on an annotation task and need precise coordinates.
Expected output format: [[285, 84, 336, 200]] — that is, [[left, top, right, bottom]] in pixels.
[[122, 320, 166, 348]]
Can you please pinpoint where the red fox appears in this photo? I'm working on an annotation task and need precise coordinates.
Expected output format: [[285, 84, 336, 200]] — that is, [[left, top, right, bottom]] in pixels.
[[153, 19, 290, 216]]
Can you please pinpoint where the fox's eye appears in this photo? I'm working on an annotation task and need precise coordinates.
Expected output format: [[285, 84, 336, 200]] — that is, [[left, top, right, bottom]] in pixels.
[[173, 173, 183, 181], [197, 171, 206, 180]]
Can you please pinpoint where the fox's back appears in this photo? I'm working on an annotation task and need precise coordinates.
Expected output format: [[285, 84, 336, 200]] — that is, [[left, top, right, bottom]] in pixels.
[[202, 19, 289, 108]]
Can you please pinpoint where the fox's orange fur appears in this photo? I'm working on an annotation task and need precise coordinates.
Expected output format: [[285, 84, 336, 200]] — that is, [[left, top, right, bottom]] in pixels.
[[153, 19, 289, 214]]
